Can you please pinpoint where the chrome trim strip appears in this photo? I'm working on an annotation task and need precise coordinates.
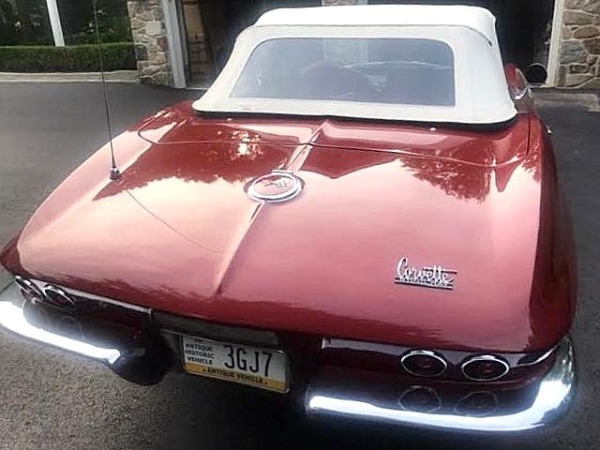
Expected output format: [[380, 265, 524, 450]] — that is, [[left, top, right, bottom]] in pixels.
[[461, 354, 510, 381], [400, 350, 447, 377], [0, 282, 121, 364], [306, 338, 575, 432], [517, 346, 556, 367]]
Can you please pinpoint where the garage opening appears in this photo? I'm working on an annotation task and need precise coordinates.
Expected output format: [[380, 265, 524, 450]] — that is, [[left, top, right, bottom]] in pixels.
[[175, 0, 557, 88], [368, 0, 556, 70], [177, 0, 321, 87]]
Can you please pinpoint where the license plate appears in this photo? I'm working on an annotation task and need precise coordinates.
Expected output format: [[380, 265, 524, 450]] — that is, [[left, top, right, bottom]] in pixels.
[[181, 335, 288, 393]]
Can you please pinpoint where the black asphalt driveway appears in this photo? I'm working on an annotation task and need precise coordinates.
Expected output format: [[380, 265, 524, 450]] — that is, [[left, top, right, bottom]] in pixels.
[[0, 83, 598, 449]]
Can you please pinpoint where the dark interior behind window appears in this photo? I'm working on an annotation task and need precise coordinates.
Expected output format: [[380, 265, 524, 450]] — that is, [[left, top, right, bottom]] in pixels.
[[231, 38, 455, 106]]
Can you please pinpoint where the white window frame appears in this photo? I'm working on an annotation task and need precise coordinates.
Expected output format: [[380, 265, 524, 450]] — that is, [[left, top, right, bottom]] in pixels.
[[547, 0, 565, 87], [45, 0, 65, 46], [162, 0, 187, 88]]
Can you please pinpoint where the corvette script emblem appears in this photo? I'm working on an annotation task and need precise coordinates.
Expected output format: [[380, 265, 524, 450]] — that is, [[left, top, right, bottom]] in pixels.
[[394, 257, 456, 290]]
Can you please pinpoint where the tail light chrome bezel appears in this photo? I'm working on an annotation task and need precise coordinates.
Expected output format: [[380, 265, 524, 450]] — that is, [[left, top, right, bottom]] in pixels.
[[41, 284, 77, 309], [14, 275, 44, 301], [14, 276, 77, 310], [460, 354, 510, 381], [400, 349, 448, 378]]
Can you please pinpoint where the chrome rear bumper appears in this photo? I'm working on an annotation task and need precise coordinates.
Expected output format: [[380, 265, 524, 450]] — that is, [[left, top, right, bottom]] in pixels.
[[0, 280, 576, 431], [305, 338, 575, 432], [0, 281, 169, 385]]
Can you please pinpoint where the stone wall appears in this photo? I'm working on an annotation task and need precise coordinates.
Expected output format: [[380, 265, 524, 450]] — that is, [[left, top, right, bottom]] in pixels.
[[558, 0, 600, 88], [127, 0, 171, 86]]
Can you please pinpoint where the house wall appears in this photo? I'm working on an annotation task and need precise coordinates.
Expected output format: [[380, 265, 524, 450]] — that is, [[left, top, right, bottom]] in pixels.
[[127, 0, 172, 85], [558, 0, 600, 88]]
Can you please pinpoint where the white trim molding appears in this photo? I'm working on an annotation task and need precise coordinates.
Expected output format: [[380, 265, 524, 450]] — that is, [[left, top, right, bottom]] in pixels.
[[45, 0, 65, 46], [547, 0, 565, 87], [161, 0, 186, 88]]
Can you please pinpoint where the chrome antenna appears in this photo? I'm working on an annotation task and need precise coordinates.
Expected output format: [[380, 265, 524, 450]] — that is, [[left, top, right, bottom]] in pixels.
[[93, 0, 120, 181]]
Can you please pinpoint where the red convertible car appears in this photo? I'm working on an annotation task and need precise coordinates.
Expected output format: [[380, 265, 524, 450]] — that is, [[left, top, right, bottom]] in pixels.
[[0, 5, 576, 432]]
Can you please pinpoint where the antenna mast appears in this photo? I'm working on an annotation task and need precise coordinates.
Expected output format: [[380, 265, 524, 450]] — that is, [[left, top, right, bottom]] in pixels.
[[92, 0, 120, 181]]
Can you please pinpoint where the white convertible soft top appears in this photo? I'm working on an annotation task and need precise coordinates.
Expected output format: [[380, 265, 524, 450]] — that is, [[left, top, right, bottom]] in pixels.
[[193, 5, 516, 125], [255, 5, 497, 44]]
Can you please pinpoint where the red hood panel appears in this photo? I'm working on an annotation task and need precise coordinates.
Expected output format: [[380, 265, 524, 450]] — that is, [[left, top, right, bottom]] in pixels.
[[2, 103, 557, 352]]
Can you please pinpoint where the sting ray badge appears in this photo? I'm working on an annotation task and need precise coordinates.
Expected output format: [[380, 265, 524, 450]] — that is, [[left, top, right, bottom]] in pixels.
[[248, 170, 303, 203], [394, 257, 457, 290]]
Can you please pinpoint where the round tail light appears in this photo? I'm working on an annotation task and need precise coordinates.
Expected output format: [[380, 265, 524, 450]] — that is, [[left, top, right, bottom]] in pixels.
[[42, 285, 76, 309], [461, 355, 509, 381], [454, 391, 498, 417], [399, 386, 441, 413], [401, 350, 447, 377], [14, 276, 43, 301]]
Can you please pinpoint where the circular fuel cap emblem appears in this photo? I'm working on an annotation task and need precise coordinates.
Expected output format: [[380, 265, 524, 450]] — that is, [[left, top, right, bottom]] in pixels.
[[248, 170, 303, 203]]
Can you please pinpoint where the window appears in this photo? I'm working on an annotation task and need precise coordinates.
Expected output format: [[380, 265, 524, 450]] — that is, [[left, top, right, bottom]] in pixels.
[[231, 38, 455, 106], [0, 0, 54, 45], [59, 0, 132, 45]]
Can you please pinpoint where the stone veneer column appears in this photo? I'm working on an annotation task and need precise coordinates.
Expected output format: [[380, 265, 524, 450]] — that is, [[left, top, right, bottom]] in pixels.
[[127, 0, 172, 86], [558, 0, 600, 88]]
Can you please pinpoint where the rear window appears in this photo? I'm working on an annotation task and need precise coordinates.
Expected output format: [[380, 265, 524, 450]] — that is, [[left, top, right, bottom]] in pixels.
[[231, 38, 455, 106]]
